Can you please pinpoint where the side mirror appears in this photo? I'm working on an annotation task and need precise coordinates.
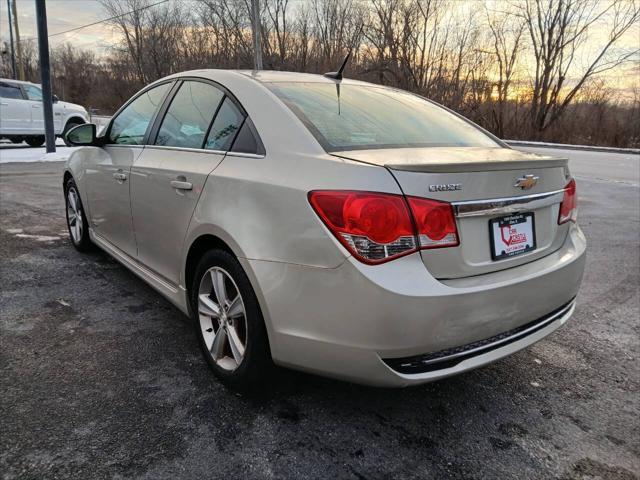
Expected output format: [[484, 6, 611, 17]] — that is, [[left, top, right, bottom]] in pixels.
[[65, 123, 98, 146], [52, 94, 59, 103]]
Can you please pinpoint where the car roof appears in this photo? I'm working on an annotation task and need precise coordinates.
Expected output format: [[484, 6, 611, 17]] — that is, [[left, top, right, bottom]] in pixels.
[[0, 78, 38, 86], [165, 69, 373, 87]]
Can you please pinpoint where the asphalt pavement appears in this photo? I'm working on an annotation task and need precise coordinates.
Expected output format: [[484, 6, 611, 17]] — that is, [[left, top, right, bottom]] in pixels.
[[0, 149, 638, 479]]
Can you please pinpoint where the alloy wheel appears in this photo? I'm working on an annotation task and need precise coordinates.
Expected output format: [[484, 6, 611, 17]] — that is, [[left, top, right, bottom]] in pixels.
[[198, 266, 248, 371], [67, 188, 83, 244]]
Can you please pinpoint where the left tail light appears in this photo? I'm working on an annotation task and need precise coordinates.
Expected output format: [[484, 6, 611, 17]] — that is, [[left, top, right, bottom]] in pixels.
[[558, 178, 577, 224], [308, 190, 459, 264]]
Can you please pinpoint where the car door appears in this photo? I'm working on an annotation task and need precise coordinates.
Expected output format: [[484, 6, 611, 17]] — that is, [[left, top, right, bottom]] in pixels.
[[21, 84, 45, 133], [0, 81, 30, 134], [130, 79, 245, 286], [85, 81, 173, 258]]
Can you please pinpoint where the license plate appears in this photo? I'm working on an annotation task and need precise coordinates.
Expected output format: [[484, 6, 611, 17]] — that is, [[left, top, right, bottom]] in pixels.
[[489, 212, 536, 260]]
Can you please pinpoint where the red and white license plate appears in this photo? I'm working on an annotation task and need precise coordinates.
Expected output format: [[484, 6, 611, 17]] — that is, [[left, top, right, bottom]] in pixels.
[[489, 212, 536, 260]]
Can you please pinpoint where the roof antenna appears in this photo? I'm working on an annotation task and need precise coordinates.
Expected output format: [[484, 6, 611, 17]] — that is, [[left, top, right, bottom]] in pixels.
[[324, 50, 351, 81]]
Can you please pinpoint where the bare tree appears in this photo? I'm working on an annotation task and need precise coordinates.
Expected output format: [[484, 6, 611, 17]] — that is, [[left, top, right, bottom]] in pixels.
[[484, 5, 525, 137], [521, 0, 640, 135]]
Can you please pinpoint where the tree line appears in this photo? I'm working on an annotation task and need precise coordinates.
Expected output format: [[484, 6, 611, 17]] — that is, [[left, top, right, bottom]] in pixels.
[[2, 0, 638, 147]]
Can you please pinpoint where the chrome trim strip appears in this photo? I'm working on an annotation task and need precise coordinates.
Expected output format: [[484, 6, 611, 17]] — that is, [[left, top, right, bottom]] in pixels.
[[142, 145, 227, 155], [410, 301, 574, 367], [453, 189, 564, 217], [225, 152, 265, 159]]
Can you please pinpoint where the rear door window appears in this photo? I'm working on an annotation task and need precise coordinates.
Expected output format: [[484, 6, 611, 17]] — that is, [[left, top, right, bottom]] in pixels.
[[0, 82, 24, 99], [205, 97, 243, 151], [155, 81, 224, 149]]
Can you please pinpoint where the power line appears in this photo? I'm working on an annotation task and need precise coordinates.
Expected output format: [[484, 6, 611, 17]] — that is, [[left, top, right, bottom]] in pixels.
[[36, 0, 171, 39]]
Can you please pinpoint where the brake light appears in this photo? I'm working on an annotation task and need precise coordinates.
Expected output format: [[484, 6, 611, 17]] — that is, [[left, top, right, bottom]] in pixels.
[[308, 190, 459, 264], [407, 197, 459, 248], [558, 179, 577, 224]]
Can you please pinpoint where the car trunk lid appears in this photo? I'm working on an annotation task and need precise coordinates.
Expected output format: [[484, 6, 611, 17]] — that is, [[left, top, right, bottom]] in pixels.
[[331, 147, 571, 279]]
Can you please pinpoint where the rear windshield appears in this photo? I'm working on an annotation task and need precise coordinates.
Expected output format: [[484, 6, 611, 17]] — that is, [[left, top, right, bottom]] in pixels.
[[267, 82, 499, 152]]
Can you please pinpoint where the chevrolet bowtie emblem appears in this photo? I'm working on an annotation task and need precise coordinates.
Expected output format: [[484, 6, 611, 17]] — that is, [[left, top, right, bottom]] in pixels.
[[514, 174, 539, 190]]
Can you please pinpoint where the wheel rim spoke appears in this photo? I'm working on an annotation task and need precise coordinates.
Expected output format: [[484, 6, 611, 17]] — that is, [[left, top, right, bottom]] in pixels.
[[226, 324, 245, 364], [211, 269, 228, 306], [226, 295, 244, 318], [211, 325, 227, 359], [198, 294, 220, 318], [68, 191, 77, 212]]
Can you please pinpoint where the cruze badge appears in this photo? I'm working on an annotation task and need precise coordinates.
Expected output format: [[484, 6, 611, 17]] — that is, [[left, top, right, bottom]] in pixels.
[[514, 174, 539, 190], [429, 183, 462, 192]]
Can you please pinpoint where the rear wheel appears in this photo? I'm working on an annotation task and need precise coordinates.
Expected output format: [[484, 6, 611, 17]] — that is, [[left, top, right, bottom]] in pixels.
[[9, 137, 23, 144], [25, 136, 45, 148], [191, 249, 272, 390], [64, 178, 93, 252]]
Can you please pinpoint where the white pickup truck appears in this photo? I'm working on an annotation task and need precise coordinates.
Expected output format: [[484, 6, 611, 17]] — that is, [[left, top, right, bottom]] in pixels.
[[0, 78, 90, 147]]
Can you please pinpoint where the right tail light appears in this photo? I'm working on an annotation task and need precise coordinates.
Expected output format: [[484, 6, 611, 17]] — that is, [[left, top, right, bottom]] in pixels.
[[308, 190, 459, 264], [558, 179, 577, 224]]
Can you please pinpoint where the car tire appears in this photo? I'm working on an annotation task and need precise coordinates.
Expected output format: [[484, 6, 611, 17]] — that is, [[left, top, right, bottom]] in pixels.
[[190, 249, 272, 391], [64, 177, 93, 252], [10, 137, 23, 144], [63, 120, 85, 146], [25, 136, 45, 148]]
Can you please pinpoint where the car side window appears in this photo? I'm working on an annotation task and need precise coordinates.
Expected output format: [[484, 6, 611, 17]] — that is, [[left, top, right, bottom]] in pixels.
[[155, 81, 224, 149], [23, 85, 43, 101], [109, 82, 171, 145], [205, 97, 244, 151], [0, 82, 24, 99], [230, 118, 263, 155]]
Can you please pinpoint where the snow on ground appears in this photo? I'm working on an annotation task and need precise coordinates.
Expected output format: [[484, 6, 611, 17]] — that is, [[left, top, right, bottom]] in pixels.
[[0, 139, 77, 164]]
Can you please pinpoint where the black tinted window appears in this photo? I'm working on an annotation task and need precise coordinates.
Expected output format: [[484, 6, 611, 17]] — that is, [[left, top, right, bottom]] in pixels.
[[205, 97, 243, 151], [231, 119, 261, 154], [110, 82, 171, 145], [0, 83, 23, 99], [156, 81, 224, 149]]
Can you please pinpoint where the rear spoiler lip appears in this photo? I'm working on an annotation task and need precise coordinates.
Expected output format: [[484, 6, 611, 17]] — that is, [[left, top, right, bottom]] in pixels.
[[330, 153, 569, 173], [384, 157, 569, 173]]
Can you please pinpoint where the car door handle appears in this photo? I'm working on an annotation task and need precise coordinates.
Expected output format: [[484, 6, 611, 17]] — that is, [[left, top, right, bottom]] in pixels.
[[0, 102, 8, 106], [31, 105, 41, 108], [170, 180, 193, 191], [113, 172, 127, 182]]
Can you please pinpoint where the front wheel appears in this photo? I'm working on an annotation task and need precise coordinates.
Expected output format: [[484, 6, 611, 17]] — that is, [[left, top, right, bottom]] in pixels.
[[25, 136, 45, 148], [64, 178, 93, 252], [191, 249, 272, 390]]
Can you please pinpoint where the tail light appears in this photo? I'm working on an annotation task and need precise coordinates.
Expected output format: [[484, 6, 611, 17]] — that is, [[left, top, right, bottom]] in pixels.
[[406, 197, 459, 248], [558, 179, 577, 224], [308, 190, 459, 264]]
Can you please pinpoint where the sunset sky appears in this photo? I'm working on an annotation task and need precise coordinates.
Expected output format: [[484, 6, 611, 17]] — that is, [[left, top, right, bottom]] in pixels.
[[1, 0, 638, 99]]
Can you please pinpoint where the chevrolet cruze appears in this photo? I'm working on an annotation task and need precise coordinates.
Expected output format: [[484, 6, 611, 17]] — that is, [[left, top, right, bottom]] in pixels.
[[63, 70, 586, 389]]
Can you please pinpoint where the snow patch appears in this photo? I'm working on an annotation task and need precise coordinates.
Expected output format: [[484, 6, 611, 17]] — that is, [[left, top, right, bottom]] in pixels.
[[15, 233, 61, 242]]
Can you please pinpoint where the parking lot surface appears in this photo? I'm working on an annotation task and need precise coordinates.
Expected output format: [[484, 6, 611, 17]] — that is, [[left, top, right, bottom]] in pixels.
[[1, 151, 639, 479]]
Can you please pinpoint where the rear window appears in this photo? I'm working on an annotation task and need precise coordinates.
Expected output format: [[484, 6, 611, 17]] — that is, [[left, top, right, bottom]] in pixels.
[[267, 82, 499, 152]]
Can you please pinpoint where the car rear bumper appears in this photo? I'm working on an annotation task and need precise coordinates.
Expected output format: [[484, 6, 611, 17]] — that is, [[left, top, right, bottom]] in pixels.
[[241, 223, 586, 387]]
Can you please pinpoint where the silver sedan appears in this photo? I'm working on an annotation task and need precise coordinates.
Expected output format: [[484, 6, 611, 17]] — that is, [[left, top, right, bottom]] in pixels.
[[63, 70, 586, 388]]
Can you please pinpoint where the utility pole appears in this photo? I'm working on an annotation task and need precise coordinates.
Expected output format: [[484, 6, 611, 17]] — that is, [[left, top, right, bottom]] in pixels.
[[251, 0, 263, 70], [11, 0, 24, 80], [6, 0, 17, 79], [35, 0, 55, 153]]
